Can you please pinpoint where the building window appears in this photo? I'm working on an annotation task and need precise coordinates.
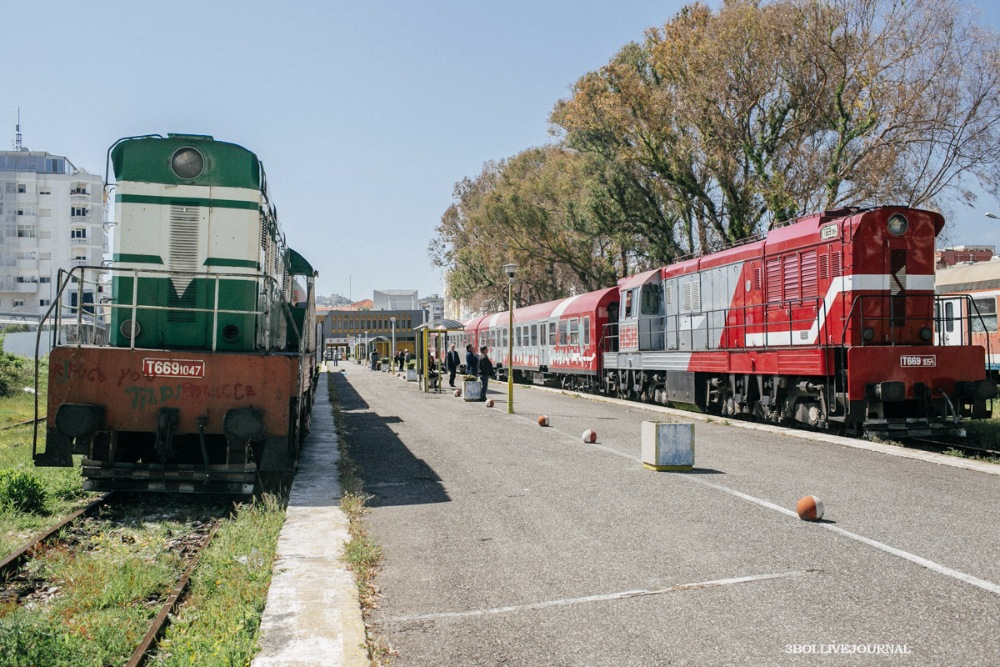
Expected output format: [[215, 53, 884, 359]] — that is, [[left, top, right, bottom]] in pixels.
[[17, 184, 26, 193], [72, 250, 88, 261], [70, 207, 88, 217], [13, 300, 24, 308], [39, 276, 50, 283], [39, 299, 50, 307], [17, 226, 35, 238], [71, 228, 87, 239], [39, 189, 50, 195]]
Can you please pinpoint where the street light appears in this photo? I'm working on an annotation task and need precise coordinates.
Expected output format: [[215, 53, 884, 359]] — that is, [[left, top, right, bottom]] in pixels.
[[390, 316, 396, 373], [364, 330, 369, 368], [986, 212, 999, 220], [503, 263, 517, 414]]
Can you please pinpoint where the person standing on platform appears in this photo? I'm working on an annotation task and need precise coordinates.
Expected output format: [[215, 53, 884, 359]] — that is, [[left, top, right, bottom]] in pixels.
[[446, 344, 460, 387], [370, 348, 378, 371], [477, 346, 494, 402], [465, 344, 479, 377]]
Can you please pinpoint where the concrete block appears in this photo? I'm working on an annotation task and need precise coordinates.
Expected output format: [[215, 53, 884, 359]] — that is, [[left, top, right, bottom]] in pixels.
[[463, 379, 482, 401], [641, 421, 694, 471]]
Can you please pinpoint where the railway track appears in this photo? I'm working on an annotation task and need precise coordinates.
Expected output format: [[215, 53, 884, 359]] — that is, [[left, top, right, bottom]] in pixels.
[[906, 437, 1000, 460], [0, 493, 233, 665], [0, 415, 45, 432]]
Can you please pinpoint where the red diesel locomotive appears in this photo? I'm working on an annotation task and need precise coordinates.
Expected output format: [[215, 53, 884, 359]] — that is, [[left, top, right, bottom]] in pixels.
[[467, 207, 995, 438]]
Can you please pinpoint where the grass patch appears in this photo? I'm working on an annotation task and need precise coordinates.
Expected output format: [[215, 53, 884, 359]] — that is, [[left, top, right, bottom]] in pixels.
[[329, 373, 391, 664], [0, 513, 201, 666], [149, 494, 288, 667]]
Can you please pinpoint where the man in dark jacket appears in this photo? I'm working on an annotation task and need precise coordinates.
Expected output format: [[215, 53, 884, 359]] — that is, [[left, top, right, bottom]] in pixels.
[[446, 344, 461, 387], [477, 346, 495, 402], [465, 344, 479, 377]]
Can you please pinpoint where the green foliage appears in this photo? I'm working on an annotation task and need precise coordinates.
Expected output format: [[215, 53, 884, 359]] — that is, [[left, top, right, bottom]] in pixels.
[[0, 352, 30, 399], [0, 469, 47, 514], [0, 614, 85, 667], [433, 0, 1000, 305]]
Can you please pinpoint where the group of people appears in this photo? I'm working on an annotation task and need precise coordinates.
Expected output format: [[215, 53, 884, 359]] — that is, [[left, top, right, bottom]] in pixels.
[[444, 343, 495, 402], [390, 349, 412, 372]]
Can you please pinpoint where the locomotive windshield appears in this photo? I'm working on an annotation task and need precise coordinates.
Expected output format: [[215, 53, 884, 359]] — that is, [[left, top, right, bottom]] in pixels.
[[641, 283, 662, 315]]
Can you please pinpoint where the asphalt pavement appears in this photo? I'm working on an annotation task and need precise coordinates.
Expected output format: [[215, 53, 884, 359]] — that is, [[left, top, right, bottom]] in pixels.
[[333, 362, 1000, 666]]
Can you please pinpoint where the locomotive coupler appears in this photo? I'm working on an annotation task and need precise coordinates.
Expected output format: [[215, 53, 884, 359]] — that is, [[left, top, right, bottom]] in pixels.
[[196, 416, 211, 477], [155, 408, 180, 464]]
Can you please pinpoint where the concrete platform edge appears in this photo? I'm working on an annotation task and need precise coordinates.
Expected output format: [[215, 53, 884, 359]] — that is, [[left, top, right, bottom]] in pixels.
[[252, 375, 369, 667]]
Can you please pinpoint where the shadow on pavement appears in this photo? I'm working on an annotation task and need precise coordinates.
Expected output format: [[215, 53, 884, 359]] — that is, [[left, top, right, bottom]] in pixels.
[[331, 373, 450, 507]]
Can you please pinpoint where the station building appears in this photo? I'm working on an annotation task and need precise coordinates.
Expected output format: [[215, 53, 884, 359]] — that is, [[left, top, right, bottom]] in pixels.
[[321, 306, 424, 361]]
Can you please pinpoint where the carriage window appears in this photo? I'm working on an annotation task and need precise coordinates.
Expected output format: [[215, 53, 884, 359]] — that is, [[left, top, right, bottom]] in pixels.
[[972, 298, 998, 333], [558, 319, 568, 345], [531, 325, 538, 346], [582, 316, 591, 346], [641, 284, 661, 315], [569, 318, 579, 345], [548, 322, 556, 345]]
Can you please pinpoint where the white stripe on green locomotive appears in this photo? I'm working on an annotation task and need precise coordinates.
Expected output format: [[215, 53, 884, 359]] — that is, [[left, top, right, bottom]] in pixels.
[[109, 134, 286, 352]]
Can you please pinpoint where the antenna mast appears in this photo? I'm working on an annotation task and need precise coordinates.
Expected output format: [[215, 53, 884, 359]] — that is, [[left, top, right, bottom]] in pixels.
[[15, 108, 22, 151]]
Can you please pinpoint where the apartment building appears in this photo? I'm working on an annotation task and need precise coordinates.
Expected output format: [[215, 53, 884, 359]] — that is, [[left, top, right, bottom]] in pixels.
[[0, 149, 105, 316]]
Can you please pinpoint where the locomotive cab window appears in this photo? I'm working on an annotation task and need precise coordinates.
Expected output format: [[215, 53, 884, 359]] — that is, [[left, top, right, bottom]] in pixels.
[[623, 290, 635, 318], [971, 297, 998, 333], [641, 283, 662, 315]]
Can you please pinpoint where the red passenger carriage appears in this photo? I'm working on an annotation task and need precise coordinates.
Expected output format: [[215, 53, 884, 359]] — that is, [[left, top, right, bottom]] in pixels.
[[469, 207, 994, 438]]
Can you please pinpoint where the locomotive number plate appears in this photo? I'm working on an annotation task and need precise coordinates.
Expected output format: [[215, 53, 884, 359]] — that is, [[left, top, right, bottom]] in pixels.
[[899, 355, 936, 368], [142, 358, 206, 378]]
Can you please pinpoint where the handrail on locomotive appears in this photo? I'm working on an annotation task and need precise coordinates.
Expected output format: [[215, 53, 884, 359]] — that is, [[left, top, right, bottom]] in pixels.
[[37, 264, 304, 352]]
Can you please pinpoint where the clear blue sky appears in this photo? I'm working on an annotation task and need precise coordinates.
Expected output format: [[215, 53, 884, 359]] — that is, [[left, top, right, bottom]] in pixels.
[[7, 0, 999, 301]]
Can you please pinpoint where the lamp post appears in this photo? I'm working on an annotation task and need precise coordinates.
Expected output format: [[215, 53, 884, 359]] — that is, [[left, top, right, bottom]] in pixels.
[[503, 263, 517, 414], [390, 316, 396, 373], [364, 330, 369, 367], [986, 212, 999, 220]]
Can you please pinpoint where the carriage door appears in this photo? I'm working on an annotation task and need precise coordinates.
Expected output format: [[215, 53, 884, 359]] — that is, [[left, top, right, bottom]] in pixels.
[[935, 298, 965, 346]]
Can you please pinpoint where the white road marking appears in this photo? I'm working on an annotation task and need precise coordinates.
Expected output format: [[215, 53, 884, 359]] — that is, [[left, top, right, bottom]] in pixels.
[[392, 571, 811, 623]]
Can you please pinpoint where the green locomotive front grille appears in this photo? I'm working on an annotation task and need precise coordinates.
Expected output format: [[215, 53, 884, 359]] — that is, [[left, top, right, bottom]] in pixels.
[[110, 276, 259, 351]]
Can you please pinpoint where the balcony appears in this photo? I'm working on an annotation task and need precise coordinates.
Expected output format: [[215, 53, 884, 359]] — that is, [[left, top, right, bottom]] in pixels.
[[71, 237, 89, 245], [70, 193, 90, 204], [17, 281, 39, 293]]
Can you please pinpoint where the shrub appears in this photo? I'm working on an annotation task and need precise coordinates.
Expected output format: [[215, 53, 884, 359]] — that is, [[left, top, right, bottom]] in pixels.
[[0, 469, 47, 514], [0, 351, 29, 398]]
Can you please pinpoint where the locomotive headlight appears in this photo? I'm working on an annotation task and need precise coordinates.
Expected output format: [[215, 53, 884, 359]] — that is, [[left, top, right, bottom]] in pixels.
[[887, 213, 908, 236], [120, 319, 140, 339], [920, 327, 933, 341], [863, 327, 875, 341], [170, 147, 205, 180]]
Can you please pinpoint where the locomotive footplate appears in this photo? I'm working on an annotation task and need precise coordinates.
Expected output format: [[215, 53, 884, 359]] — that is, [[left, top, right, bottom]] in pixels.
[[80, 459, 257, 494], [862, 418, 966, 440]]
